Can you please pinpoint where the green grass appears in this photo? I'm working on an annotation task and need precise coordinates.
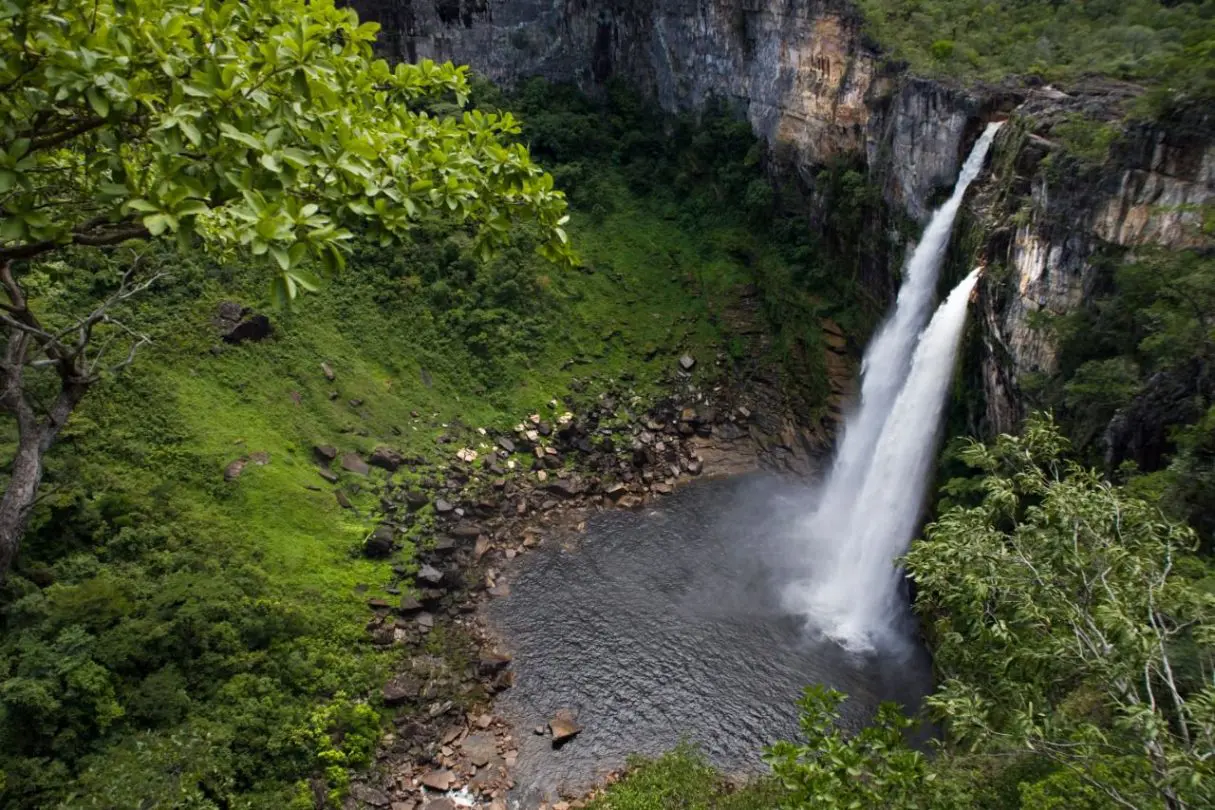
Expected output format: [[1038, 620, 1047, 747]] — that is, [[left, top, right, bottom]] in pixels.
[[854, 0, 1215, 110]]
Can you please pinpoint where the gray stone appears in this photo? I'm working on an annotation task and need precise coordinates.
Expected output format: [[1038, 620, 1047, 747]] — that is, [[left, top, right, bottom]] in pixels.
[[340, 453, 370, 476], [460, 732, 497, 767], [678, 353, 696, 371], [417, 564, 443, 585], [348, 783, 391, 807]]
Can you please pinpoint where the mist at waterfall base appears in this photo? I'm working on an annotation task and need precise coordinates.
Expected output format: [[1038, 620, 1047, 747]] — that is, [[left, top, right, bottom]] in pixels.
[[783, 122, 1002, 651]]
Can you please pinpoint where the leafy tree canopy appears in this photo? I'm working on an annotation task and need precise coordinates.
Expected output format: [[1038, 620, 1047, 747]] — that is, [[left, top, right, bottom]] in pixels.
[[0, 0, 573, 303]]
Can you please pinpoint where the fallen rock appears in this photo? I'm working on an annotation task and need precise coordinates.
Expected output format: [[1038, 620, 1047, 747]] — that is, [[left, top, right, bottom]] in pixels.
[[497, 436, 516, 453], [419, 770, 453, 791], [478, 651, 512, 675], [460, 732, 497, 767], [545, 479, 584, 498], [335, 490, 353, 509], [548, 709, 582, 744], [678, 353, 696, 371], [341, 452, 370, 476], [348, 783, 391, 807], [223, 459, 246, 482], [321, 361, 335, 381], [363, 526, 395, 558], [417, 564, 444, 586], [382, 675, 422, 705], [318, 468, 339, 484], [399, 594, 424, 614], [434, 499, 455, 514], [314, 444, 338, 463], [369, 446, 405, 471], [450, 521, 482, 539]]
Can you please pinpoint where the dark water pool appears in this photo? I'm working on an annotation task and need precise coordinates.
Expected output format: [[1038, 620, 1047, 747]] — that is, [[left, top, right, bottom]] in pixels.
[[486, 475, 933, 804]]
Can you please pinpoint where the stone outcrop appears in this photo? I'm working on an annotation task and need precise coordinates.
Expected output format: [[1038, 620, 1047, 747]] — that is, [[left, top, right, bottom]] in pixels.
[[351, 0, 986, 219], [972, 100, 1214, 437]]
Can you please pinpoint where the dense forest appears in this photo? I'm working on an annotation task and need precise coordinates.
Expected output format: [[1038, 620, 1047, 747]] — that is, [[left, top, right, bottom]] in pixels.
[[1, 1, 1213, 809]]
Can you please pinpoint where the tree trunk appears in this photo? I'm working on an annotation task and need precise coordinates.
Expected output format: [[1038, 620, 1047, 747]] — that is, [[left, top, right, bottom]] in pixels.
[[0, 332, 90, 582], [0, 421, 48, 578]]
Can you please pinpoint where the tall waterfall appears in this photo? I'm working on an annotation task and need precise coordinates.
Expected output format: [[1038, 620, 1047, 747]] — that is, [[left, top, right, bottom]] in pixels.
[[786, 123, 1002, 650]]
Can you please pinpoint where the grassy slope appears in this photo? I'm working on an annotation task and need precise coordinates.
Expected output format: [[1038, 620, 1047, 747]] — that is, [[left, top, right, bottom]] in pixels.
[[0, 163, 788, 808]]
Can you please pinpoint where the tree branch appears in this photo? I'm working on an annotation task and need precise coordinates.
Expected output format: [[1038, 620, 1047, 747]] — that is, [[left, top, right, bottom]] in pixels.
[[0, 221, 150, 262]]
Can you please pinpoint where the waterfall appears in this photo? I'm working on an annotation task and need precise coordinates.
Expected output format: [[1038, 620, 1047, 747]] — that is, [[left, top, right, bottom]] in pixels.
[[811, 122, 1004, 524], [785, 123, 1002, 651]]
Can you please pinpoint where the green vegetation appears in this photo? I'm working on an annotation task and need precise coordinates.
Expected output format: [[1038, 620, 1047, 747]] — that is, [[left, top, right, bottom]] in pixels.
[[0, 0, 574, 590], [855, 0, 1215, 108], [1027, 247, 1215, 544], [585, 744, 783, 810], [0, 60, 845, 807]]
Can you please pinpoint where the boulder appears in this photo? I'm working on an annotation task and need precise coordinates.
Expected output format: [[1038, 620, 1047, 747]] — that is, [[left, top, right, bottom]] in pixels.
[[450, 521, 482, 539], [363, 526, 395, 558], [548, 709, 582, 743], [419, 770, 453, 791], [496, 436, 516, 453], [321, 361, 336, 381], [382, 675, 422, 705], [545, 479, 584, 498], [460, 732, 497, 768], [340, 453, 370, 476], [314, 444, 338, 463], [222, 314, 272, 345], [369, 446, 405, 472], [348, 784, 391, 807], [434, 499, 455, 514], [417, 564, 444, 586], [678, 353, 696, 371], [398, 594, 424, 614], [223, 459, 246, 482]]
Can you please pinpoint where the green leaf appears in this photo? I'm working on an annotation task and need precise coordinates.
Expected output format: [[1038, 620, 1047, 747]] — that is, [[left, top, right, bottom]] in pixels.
[[86, 87, 110, 118], [0, 170, 16, 193], [143, 213, 171, 236], [270, 244, 291, 270]]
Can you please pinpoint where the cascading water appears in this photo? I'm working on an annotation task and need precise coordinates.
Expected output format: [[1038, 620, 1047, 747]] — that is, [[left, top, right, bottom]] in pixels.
[[786, 122, 1002, 650]]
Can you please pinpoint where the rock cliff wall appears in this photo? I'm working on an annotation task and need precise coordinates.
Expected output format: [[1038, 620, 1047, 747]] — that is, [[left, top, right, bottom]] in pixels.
[[351, 0, 1213, 444], [351, 0, 985, 221], [973, 100, 1214, 439]]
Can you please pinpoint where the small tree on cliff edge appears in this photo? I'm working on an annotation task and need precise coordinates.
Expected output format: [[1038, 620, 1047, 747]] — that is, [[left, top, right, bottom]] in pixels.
[[0, 0, 573, 579]]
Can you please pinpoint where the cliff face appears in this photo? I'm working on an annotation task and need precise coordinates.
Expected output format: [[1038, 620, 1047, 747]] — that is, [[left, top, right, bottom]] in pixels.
[[352, 0, 1213, 443], [352, 0, 985, 220], [973, 99, 1214, 438]]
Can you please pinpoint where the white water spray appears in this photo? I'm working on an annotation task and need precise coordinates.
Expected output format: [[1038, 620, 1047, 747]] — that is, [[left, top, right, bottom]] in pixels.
[[798, 269, 982, 646], [786, 122, 1002, 650]]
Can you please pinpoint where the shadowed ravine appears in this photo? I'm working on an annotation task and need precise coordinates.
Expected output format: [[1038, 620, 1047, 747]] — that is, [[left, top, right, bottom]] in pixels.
[[486, 476, 933, 804]]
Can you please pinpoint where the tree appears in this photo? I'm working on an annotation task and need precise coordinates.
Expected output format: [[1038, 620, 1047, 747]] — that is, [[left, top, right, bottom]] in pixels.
[[765, 686, 965, 810], [907, 414, 1215, 810], [0, 0, 573, 579]]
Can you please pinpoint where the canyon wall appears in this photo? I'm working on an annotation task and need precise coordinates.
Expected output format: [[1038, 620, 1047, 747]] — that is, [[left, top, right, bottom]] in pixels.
[[974, 101, 1214, 445], [351, 0, 982, 221], [352, 0, 1213, 447]]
